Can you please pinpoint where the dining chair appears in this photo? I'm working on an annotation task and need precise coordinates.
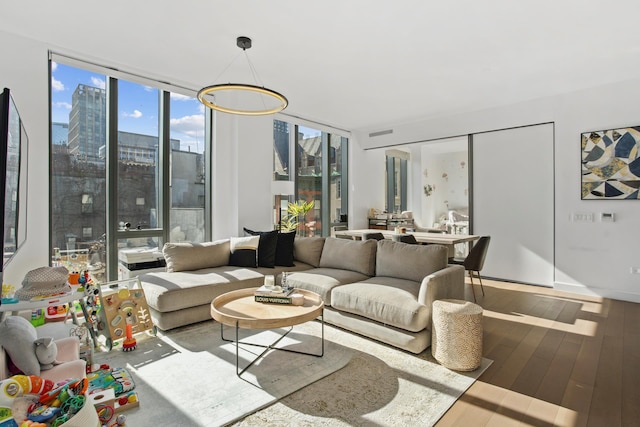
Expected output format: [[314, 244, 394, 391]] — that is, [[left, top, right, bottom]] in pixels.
[[391, 234, 418, 244], [449, 236, 491, 302], [362, 232, 385, 241]]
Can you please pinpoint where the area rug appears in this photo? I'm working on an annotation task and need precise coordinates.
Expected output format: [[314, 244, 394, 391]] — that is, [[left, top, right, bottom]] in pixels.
[[94, 320, 491, 426], [93, 320, 351, 426], [232, 322, 492, 427]]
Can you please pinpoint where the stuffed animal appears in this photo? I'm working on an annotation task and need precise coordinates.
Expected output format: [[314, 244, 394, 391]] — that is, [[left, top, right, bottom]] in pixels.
[[33, 338, 59, 371]]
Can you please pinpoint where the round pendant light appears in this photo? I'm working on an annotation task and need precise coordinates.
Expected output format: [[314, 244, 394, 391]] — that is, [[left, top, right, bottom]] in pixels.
[[197, 37, 288, 116]]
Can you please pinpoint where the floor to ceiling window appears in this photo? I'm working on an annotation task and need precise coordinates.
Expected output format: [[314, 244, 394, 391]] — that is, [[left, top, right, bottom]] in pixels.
[[273, 119, 348, 237], [50, 56, 209, 281]]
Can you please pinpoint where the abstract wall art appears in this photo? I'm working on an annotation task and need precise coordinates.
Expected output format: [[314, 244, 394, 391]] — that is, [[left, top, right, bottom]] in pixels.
[[581, 126, 640, 199]]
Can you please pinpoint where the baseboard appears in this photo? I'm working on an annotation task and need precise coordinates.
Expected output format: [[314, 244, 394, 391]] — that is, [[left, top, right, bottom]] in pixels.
[[554, 281, 640, 303]]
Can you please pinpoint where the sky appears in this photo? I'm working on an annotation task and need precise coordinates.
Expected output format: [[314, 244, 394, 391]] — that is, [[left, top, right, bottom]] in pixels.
[[51, 61, 323, 153], [50, 61, 206, 153]]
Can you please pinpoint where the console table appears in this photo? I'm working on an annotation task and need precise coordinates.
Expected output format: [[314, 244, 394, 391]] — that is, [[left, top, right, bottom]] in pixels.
[[367, 217, 414, 230]]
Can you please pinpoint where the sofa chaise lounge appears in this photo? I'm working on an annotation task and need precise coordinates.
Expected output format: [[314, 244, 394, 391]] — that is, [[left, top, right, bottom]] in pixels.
[[139, 236, 465, 353]]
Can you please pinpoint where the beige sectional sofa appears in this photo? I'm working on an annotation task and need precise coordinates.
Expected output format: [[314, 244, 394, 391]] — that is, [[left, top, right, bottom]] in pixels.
[[139, 236, 465, 354]]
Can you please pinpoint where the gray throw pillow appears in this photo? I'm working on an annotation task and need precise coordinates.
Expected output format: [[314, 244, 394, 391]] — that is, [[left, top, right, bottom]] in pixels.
[[376, 239, 448, 281], [293, 237, 325, 267], [319, 237, 377, 276], [0, 316, 40, 375], [163, 240, 230, 272]]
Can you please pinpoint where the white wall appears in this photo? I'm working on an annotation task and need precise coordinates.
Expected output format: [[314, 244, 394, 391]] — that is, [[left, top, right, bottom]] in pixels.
[[211, 112, 273, 240], [0, 31, 51, 288], [352, 79, 640, 303]]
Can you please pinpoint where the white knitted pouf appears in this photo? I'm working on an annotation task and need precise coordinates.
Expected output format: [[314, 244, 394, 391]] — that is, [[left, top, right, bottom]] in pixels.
[[431, 299, 483, 371]]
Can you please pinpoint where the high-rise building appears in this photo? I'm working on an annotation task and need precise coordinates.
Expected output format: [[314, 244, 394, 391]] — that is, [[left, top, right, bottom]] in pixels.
[[68, 84, 106, 161]]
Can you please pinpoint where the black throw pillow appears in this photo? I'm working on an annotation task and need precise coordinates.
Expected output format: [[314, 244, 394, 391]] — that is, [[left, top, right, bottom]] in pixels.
[[244, 227, 296, 267], [275, 231, 296, 267], [243, 228, 278, 268]]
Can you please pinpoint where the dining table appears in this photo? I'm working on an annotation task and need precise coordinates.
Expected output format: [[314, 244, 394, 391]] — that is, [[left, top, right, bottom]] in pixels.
[[333, 228, 480, 258]]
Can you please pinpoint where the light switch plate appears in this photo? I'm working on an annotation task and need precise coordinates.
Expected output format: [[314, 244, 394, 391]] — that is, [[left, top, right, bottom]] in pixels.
[[571, 212, 593, 222]]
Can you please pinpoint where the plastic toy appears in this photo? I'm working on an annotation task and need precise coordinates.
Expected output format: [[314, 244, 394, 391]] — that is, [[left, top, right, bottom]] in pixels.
[[21, 378, 90, 427], [122, 324, 136, 352], [87, 367, 135, 397], [19, 421, 47, 427], [0, 375, 54, 426]]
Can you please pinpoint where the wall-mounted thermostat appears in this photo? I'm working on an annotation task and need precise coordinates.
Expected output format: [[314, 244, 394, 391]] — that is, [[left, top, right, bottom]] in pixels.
[[600, 212, 615, 222]]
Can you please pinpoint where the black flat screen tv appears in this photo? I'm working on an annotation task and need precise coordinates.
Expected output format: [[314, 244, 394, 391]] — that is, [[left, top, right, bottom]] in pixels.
[[0, 88, 29, 280]]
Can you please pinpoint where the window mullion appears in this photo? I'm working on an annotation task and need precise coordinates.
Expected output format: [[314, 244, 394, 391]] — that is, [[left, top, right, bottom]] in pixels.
[[158, 91, 170, 244], [105, 77, 118, 280]]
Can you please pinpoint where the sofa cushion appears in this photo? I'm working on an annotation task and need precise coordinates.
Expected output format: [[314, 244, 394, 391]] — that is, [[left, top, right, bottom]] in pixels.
[[229, 236, 259, 267], [376, 240, 448, 282], [285, 268, 371, 306], [319, 238, 377, 276], [163, 240, 230, 273], [331, 277, 429, 332], [293, 237, 325, 267], [243, 228, 278, 268], [140, 267, 265, 312]]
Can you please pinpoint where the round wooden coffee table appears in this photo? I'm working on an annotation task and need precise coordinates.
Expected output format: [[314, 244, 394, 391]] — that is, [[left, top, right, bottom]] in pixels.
[[210, 288, 324, 376]]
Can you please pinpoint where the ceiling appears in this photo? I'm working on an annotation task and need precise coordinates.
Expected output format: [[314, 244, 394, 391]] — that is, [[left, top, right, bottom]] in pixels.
[[3, 1, 640, 134]]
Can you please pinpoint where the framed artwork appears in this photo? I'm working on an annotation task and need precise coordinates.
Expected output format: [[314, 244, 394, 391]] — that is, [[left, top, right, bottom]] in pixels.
[[581, 126, 640, 199]]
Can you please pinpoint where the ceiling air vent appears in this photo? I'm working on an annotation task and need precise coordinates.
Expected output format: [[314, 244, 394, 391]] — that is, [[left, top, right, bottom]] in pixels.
[[369, 129, 393, 138]]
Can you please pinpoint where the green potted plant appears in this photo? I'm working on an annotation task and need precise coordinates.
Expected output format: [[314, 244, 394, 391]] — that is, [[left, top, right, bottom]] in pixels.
[[280, 200, 315, 235]]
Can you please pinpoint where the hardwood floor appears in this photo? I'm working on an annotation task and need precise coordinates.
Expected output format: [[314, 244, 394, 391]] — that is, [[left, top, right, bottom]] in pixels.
[[436, 278, 640, 427]]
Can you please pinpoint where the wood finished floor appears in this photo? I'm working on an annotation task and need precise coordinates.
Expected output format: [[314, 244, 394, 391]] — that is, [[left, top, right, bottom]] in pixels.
[[436, 278, 640, 427]]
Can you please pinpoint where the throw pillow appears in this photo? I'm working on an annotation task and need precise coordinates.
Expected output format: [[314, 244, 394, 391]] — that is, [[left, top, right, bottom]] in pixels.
[[163, 240, 230, 272], [275, 231, 296, 267], [229, 236, 260, 267], [243, 228, 278, 268], [0, 315, 40, 375], [293, 236, 325, 267]]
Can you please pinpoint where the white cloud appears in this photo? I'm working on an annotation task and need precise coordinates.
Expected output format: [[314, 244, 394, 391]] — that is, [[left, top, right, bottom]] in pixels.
[[51, 77, 65, 92], [54, 101, 72, 110], [170, 93, 192, 101], [123, 109, 143, 119], [91, 76, 106, 89], [51, 62, 58, 72], [170, 114, 205, 138]]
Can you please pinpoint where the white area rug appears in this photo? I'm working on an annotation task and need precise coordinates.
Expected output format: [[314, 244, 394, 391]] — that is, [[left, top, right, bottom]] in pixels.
[[94, 320, 491, 426], [94, 320, 351, 426]]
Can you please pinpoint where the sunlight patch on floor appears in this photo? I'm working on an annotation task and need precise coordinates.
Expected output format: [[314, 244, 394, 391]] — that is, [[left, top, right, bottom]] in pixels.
[[482, 309, 598, 337], [467, 381, 580, 427]]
